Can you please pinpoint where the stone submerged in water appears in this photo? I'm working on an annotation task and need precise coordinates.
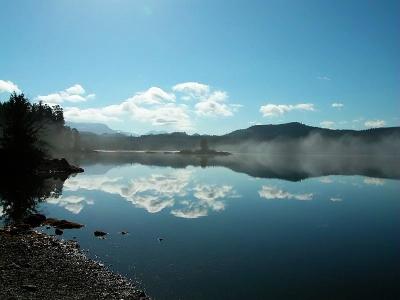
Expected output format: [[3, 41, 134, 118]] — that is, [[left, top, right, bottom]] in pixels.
[[38, 158, 84, 174], [44, 218, 84, 229], [94, 230, 107, 237]]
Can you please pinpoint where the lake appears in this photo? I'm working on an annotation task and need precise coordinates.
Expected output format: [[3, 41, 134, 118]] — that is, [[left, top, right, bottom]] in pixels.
[[3, 153, 400, 299]]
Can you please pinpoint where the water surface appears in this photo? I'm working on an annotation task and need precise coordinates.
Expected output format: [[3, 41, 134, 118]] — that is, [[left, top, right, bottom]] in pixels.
[[2, 154, 400, 299]]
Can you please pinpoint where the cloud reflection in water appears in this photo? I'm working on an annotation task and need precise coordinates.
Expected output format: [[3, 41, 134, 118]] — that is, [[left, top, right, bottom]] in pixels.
[[171, 184, 238, 218], [55, 169, 239, 218], [363, 177, 385, 186], [258, 186, 313, 201], [47, 195, 94, 214]]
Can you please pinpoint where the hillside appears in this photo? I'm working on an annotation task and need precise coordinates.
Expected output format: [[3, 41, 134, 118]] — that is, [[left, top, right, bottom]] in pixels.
[[223, 122, 400, 141], [76, 122, 400, 155], [66, 122, 116, 135]]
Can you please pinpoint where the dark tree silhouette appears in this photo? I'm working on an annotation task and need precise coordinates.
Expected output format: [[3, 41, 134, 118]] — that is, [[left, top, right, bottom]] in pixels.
[[0, 94, 74, 225], [0, 93, 45, 172], [0, 93, 82, 171]]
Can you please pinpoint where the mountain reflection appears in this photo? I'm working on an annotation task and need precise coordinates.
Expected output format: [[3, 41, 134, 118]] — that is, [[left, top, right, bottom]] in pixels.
[[3, 154, 397, 222], [42, 152, 400, 218], [68, 152, 400, 181]]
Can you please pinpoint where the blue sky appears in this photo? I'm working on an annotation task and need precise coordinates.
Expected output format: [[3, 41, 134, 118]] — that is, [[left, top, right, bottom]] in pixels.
[[0, 0, 399, 134]]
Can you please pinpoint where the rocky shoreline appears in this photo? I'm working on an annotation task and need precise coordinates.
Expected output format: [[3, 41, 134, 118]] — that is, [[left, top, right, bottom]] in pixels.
[[0, 231, 149, 300]]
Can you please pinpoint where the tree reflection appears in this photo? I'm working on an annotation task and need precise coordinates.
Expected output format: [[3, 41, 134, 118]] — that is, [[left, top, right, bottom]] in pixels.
[[0, 93, 73, 226], [0, 173, 66, 226]]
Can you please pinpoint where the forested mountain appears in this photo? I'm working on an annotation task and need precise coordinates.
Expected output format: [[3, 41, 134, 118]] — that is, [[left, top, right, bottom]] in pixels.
[[66, 122, 117, 135], [76, 122, 400, 155]]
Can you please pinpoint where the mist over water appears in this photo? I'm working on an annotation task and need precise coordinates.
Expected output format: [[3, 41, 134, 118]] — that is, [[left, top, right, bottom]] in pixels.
[[219, 132, 400, 156], [66, 151, 400, 181]]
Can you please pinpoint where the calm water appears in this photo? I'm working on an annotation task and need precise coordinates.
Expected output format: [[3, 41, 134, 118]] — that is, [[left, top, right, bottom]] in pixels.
[[3, 154, 400, 299]]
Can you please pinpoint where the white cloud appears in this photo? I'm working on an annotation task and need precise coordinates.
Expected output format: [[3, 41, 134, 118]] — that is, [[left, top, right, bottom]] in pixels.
[[320, 121, 335, 129], [260, 103, 315, 117], [36, 84, 95, 105], [125, 102, 191, 128], [130, 87, 175, 105], [195, 91, 234, 117], [173, 82, 239, 117], [39, 82, 239, 130], [258, 186, 313, 201], [64, 107, 121, 123], [65, 84, 85, 95], [332, 102, 344, 109], [364, 120, 386, 128], [0, 80, 21, 93], [172, 82, 210, 100], [63, 86, 191, 129]]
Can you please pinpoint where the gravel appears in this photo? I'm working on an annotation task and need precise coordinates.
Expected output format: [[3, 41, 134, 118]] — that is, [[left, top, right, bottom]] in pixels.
[[0, 231, 149, 300]]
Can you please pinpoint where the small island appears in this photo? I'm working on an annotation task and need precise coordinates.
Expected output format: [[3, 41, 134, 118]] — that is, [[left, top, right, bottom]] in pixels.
[[178, 138, 231, 156]]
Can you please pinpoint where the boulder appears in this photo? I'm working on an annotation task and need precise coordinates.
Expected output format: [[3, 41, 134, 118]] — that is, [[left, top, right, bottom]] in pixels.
[[44, 218, 84, 229], [23, 213, 46, 227], [94, 230, 107, 237]]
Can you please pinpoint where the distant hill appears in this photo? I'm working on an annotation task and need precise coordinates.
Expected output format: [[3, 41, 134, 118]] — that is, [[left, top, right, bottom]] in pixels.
[[145, 130, 169, 135], [77, 122, 400, 155], [66, 122, 116, 134], [66, 122, 136, 136], [222, 122, 400, 141]]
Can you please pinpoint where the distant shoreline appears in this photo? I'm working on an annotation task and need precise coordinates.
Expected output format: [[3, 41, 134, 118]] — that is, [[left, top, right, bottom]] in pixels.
[[93, 149, 232, 155], [94, 149, 180, 153]]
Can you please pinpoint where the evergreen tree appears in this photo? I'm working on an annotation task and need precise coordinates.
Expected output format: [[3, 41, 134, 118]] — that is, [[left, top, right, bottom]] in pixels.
[[0, 93, 45, 172]]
